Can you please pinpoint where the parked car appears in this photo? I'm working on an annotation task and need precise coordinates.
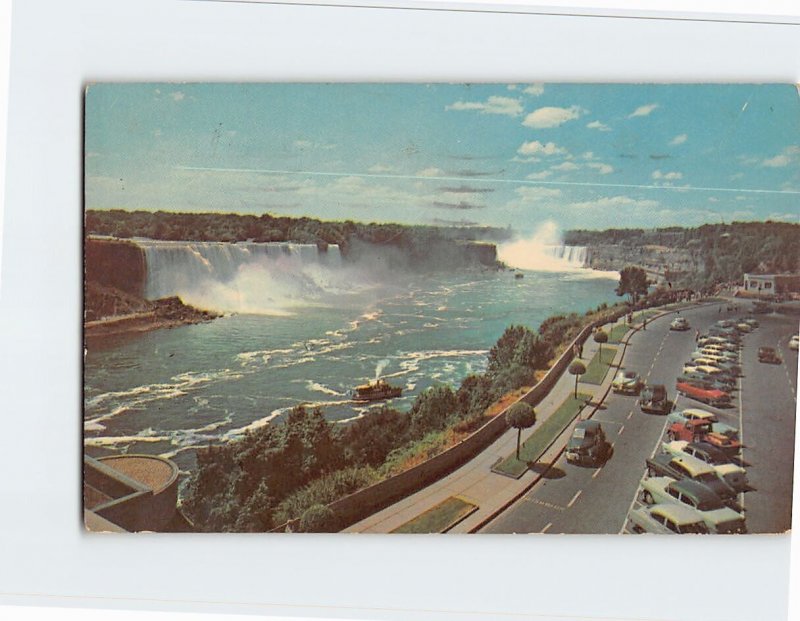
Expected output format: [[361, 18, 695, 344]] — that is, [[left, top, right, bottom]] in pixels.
[[670, 317, 690, 331], [565, 420, 612, 466], [735, 323, 753, 333], [758, 347, 782, 364], [676, 373, 735, 394], [740, 318, 759, 329], [627, 503, 709, 534], [645, 453, 739, 509], [698, 336, 736, 347], [702, 342, 739, 354], [667, 419, 742, 456], [676, 382, 732, 408], [666, 409, 739, 436], [639, 384, 671, 415], [612, 370, 644, 395], [661, 440, 749, 492], [639, 477, 746, 534], [691, 357, 740, 376], [694, 349, 738, 362], [790, 335, 799, 351]]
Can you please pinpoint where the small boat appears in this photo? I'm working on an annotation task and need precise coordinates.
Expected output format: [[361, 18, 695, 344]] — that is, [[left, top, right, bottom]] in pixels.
[[515, 273, 524, 279], [352, 378, 403, 402]]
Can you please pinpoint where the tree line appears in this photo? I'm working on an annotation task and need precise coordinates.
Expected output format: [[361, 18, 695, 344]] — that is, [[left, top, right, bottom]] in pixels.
[[565, 221, 800, 289]]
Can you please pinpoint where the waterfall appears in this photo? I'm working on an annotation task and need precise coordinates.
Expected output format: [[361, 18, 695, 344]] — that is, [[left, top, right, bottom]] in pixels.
[[544, 245, 589, 268], [133, 240, 344, 314]]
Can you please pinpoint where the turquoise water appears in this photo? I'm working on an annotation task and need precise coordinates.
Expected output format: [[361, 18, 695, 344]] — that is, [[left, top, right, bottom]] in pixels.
[[83, 269, 619, 475]]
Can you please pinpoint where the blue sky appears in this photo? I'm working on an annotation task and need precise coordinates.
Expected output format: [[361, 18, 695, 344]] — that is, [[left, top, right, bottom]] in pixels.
[[85, 83, 799, 233]]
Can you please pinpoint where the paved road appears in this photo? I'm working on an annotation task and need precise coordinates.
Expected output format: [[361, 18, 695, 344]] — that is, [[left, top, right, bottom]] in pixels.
[[482, 303, 798, 534]]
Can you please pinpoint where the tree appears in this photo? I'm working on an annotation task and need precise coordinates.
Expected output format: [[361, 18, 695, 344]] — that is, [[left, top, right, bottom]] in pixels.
[[568, 360, 587, 399], [615, 266, 649, 305], [505, 402, 537, 460], [593, 329, 609, 363]]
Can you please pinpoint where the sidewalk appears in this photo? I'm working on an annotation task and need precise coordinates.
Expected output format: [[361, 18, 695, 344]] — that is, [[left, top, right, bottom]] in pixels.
[[344, 313, 640, 534]]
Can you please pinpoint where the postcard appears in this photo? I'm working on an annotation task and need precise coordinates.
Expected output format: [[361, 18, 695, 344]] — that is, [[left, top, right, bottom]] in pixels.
[[83, 83, 799, 534]]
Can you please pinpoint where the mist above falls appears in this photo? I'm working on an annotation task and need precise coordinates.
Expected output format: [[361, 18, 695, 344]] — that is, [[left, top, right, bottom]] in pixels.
[[498, 221, 617, 278]]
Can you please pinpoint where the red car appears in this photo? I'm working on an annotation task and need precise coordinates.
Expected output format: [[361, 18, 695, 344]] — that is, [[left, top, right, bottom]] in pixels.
[[667, 419, 742, 455], [675, 381, 731, 408]]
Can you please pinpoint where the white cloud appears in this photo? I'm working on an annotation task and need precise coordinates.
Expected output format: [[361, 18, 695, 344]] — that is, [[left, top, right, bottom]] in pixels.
[[587, 162, 614, 175], [417, 167, 445, 177], [759, 145, 799, 168], [708, 197, 719, 203], [551, 161, 580, 172], [763, 155, 791, 167], [446, 95, 523, 117], [522, 105, 583, 129], [517, 140, 566, 156], [628, 103, 659, 118], [523, 83, 545, 96], [652, 170, 683, 181], [581, 152, 596, 160], [525, 171, 552, 180], [670, 134, 688, 145], [507, 84, 518, 91], [368, 164, 393, 173], [567, 195, 659, 211], [586, 120, 610, 132], [170, 91, 185, 102]]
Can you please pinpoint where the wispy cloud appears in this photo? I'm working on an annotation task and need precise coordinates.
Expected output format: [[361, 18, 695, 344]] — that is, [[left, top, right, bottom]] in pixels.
[[652, 170, 683, 181], [433, 200, 485, 210], [525, 171, 552, 180], [170, 91, 185, 102], [439, 185, 495, 194], [628, 103, 659, 118], [670, 133, 688, 145], [551, 161, 580, 172], [446, 96, 523, 117], [762, 145, 800, 168], [522, 106, 583, 129], [523, 84, 545, 97], [517, 140, 567, 156], [587, 162, 614, 175], [417, 167, 445, 177], [586, 120, 610, 131]]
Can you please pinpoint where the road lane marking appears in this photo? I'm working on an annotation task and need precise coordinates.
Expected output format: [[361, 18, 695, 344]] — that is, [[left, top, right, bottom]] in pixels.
[[540, 522, 552, 533], [567, 490, 582, 508], [627, 410, 633, 420], [618, 424, 625, 435], [524, 497, 565, 512], [592, 467, 602, 479]]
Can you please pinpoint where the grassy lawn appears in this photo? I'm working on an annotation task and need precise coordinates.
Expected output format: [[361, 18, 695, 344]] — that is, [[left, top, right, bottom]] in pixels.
[[607, 323, 629, 344], [493, 392, 592, 478], [391, 496, 478, 533], [581, 346, 618, 385]]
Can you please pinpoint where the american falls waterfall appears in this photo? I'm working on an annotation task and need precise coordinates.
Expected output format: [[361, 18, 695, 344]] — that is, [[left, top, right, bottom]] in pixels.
[[136, 240, 345, 315]]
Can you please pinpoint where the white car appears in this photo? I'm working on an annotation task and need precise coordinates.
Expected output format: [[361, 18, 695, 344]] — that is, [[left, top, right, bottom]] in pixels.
[[639, 476, 746, 534], [627, 503, 708, 534], [790, 335, 799, 351], [661, 440, 749, 492]]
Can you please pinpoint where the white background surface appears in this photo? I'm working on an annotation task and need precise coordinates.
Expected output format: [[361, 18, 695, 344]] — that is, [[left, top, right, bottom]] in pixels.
[[0, 1, 799, 621]]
